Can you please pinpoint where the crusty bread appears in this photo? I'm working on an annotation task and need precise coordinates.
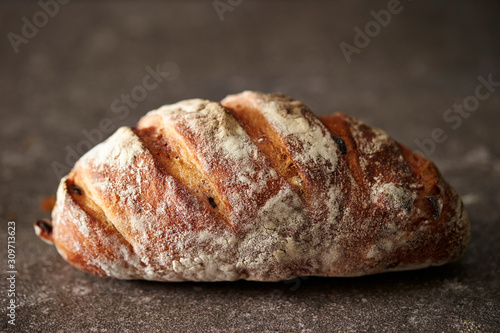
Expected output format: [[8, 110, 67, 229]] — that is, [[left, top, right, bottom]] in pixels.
[[34, 91, 470, 281]]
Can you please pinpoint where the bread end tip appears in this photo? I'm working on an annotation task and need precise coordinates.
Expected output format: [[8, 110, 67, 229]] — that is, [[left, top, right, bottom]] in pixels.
[[34, 219, 54, 245]]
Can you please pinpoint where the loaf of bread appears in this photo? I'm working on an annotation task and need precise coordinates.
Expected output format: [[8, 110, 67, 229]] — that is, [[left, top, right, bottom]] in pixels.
[[35, 91, 470, 281]]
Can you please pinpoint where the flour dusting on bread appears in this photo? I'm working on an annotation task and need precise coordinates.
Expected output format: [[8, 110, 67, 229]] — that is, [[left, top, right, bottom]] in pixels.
[[40, 91, 471, 281]]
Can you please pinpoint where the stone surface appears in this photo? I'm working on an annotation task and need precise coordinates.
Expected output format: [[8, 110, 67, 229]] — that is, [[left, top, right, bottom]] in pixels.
[[1, 1, 499, 332]]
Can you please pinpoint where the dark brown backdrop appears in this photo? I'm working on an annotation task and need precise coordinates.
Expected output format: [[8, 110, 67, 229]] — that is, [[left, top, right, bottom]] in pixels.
[[1, 1, 499, 331]]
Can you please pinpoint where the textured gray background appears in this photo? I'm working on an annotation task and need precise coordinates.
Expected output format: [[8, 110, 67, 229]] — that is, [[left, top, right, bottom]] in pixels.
[[1, 1, 499, 332]]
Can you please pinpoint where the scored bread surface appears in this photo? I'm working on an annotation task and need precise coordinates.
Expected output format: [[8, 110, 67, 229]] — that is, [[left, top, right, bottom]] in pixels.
[[39, 91, 470, 281]]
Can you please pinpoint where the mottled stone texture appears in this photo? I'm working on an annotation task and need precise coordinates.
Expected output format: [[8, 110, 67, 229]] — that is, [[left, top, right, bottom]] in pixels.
[[1, 1, 499, 332]]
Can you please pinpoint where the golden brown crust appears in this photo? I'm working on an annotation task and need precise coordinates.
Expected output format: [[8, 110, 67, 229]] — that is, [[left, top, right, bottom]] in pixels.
[[36, 91, 470, 281]]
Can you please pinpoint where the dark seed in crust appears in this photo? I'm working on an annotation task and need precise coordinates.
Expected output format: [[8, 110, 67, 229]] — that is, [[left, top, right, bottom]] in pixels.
[[428, 196, 441, 219], [35, 219, 53, 234], [208, 196, 217, 208], [333, 135, 347, 155], [71, 184, 82, 196]]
